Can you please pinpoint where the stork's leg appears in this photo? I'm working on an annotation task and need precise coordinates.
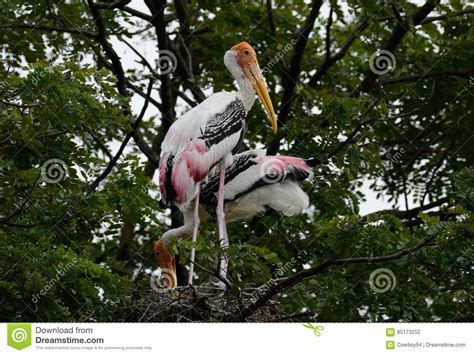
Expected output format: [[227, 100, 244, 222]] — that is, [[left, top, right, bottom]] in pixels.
[[216, 162, 229, 281], [188, 183, 200, 285]]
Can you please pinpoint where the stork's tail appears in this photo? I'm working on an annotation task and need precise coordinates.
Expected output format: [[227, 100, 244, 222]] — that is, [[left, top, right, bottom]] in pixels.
[[254, 155, 314, 181]]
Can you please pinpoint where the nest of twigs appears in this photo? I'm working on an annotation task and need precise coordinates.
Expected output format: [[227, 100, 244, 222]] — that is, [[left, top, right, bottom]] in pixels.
[[113, 281, 296, 322]]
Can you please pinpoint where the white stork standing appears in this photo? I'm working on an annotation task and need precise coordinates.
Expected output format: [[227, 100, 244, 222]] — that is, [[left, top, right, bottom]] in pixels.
[[158, 42, 277, 284], [154, 150, 314, 288]]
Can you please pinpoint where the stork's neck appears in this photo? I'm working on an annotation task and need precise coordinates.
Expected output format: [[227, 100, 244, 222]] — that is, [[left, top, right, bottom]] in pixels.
[[161, 209, 193, 247], [224, 50, 256, 112], [235, 76, 256, 112]]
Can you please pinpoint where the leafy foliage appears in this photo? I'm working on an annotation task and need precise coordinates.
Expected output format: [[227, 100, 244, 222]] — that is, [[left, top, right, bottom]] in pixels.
[[0, 0, 473, 322]]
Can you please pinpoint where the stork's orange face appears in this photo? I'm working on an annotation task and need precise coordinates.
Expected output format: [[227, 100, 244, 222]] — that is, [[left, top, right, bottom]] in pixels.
[[231, 42, 258, 67], [153, 240, 177, 289], [230, 42, 277, 134]]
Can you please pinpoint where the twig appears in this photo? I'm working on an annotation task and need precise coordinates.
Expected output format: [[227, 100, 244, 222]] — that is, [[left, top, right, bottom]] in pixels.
[[87, 130, 113, 161], [326, 98, 381, 159], [87, 79, 154, 193], [420, 9, 474, 24], [266, 0, 277, 38], [5, 22, 97, 38], [351, 0, 439, 96], [0, 173, 41, 224], [308, 18, 369, 88], [360, 196, 450, 222], [377, 68, 474, 86], [267, 0, 324, 155], [324, 6, 333, 63], [93, 0, 131, 9]]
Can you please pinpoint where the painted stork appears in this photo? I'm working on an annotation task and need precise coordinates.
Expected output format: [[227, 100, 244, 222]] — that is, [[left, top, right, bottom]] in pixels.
[[158, 42, 277, 283], [154, 150, 314, 288]]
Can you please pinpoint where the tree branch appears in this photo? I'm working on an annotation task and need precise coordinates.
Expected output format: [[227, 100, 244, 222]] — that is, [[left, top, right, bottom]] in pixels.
[[226, 235, 436, 321], [5, 22, 97, 39], [87, 79, 154, 193], [351, 1, 439, 96], [326, 99, 381, 160], [308, 18, 369, 88], [0, 173, 41, 224], [265, 0, 277, 38], [121, 6, 153, 22], [88, 0, 158, 166], [377, 68, 474, 86], [93, 0, 131, 9], [267, 0, 324, 155], [361, 196, 450, 222], [419, 8, 474, 24], [88, 0, 127, 95]]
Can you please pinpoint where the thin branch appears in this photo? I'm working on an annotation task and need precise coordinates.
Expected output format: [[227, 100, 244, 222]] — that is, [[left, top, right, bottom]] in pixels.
[[88, 0, 127, 95], [378, 8, 474, 24], [5, 22, 97, 39], [324, 6, 333, 63], [226, 236, 436, 321], [326, 98, 381, 159], [361, 196, 450, 222], [125, 80, 162, 111], [87, 130, 113, 161], [267, 0, 324, 155], [121, 6, 153, 22], [174, 87, 198, 107], [308, 18, 369, 88], [88, 1, 158, 165], [420, 8, 474, 24], [266, 0, 277, 38], [93, 0, 131, 9], [0, 173, 41, 224], [351, 1, 439, 96], [377, 68, 474, 86], [87, 79, 154, 193], [119, 37, 159, 79]]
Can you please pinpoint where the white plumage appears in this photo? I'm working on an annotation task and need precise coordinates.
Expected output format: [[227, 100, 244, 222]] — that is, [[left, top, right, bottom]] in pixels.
[[154, 42, 279, 288], [161, 150, 313, 242]]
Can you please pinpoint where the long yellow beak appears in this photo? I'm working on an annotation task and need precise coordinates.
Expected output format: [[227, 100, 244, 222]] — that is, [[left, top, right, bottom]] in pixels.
[[244, 63, 278, 134]]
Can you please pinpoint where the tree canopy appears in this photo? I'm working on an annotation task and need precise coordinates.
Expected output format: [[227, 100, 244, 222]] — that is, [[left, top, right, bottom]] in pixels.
[[0, 0, 473, 322]]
